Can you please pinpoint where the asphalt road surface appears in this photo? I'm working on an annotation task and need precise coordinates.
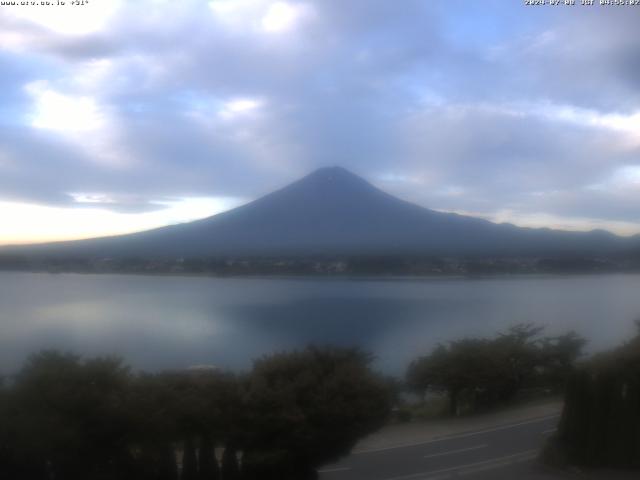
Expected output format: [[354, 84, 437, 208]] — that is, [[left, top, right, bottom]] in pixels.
[[319, 414, 562, 480]]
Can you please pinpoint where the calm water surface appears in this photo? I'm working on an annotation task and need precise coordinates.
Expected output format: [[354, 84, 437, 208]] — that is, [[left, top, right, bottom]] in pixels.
[[1, 272, 639, 375]]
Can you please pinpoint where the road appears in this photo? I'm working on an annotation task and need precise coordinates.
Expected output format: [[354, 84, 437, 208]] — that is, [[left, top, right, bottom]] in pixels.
[[319, 414, 562, 480]]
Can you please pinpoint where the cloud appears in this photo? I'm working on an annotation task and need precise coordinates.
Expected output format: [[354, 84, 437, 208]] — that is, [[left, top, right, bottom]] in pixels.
[[3, 0, 121, 35], [26, 81, 106, 132], [0, 0, 639, 241], [261, 2, 315, 33]]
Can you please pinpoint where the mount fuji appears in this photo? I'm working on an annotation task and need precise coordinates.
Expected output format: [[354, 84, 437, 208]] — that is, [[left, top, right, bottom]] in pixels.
[[4, 167, 637, 259]]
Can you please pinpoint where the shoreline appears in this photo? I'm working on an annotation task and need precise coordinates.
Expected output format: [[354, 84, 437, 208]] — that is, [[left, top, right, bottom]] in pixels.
[[2, 268, 640, 282]]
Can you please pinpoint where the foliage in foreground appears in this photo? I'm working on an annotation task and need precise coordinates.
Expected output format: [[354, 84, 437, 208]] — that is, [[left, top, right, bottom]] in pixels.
[[406, 324, 586, 416], [546, 323, 640, 469], [0, 347, 392, 480]]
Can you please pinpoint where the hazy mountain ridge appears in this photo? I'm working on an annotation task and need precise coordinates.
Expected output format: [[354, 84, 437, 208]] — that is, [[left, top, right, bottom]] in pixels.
[[3, 167, 639, 259]]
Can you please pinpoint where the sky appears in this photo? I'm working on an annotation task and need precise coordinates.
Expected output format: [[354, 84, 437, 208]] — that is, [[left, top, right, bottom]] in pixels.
[[0, 0, 639, 245]]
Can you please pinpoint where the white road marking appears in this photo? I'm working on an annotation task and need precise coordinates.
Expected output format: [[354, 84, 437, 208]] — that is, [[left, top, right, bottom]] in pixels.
[[423, 444, 488, 459], [458, 450, 538, 476], [355, 414, 560, 454], [318, 466, 352, 473], [541, 428, 557, 435], [382, 449, 538, 480]]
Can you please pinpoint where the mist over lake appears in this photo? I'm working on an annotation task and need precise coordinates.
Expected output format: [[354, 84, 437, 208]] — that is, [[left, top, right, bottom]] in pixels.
[[2, 272, 639, 376]]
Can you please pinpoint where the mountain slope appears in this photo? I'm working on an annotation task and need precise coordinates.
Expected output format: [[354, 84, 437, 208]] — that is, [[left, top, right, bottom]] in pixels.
[[4, 167, 637, 258]]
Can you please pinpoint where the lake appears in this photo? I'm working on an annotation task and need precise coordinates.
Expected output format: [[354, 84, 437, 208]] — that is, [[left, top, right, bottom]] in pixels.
[[1, 272, 639, 376]]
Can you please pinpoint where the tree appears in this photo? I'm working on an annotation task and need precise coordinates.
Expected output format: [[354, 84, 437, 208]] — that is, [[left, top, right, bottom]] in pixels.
[[221, 445, 240, 480], [407, 340, 489, 415], [129, 368, 239, 480], [182, 437, 198, 480], [538, 331, 586, 390], [550, 326, 640, 469], [9, 351, 134, 480], [241, 346, 392, 479], [407, 324, 584, 415], [490, 323, 545, 402], [127, 373, 179, 480], [198, 434, 219, 480], [1, 346, 391, 480]]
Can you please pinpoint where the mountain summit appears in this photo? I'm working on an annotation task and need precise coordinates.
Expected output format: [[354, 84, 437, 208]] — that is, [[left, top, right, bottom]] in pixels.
[[5, 167, 636, 258]]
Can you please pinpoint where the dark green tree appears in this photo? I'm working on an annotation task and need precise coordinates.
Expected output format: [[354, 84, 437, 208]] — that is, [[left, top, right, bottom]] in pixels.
[[10, 351, 134, 480], [407, 339, 496, 415], [538, 331, 586, 391], [221, 445, 241, 480], [552, 324, 640, 469], [241, 346, 392, 479], [127, 373, 179, 480], [182, 437, 198, 480], [198, 434, 219, 480], [407, 324, 583, 415]]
